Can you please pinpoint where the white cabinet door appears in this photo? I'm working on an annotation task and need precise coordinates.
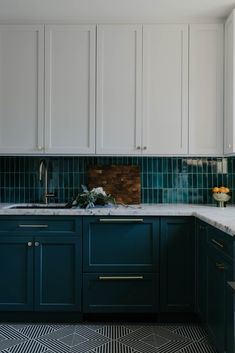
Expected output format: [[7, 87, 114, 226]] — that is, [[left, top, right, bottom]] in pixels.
[[45, 25, 95, 154], [143, 24, 188, 155], [0, 25, 44, 154], [224, 12, 235, 155], [96, 25, 142, 155], [189, 24, 223, 155]]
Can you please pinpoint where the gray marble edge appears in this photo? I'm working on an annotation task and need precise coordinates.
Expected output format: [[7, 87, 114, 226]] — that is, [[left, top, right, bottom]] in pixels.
[[0, 203, 235, 238]]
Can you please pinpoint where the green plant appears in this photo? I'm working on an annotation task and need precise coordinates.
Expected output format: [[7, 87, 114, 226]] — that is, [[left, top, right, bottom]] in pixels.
[[69, 185, 116, 209]]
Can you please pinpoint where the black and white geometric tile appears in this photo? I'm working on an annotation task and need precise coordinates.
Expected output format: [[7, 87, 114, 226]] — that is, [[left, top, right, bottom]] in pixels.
[[0, 323, 217, 353]]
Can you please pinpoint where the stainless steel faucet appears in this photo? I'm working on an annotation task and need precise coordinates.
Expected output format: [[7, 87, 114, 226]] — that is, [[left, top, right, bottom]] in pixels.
[[39, 160, 55, 204]]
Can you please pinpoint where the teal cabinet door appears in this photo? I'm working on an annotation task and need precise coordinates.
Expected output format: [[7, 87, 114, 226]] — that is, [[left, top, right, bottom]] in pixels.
[[196, 220, 207, 322], [83, 273, 158, 313], [207, 246, 233, 353], [226, 285, 235, 353], [83, 217, 159, 273], [0, 237, 34, 311], [160, 217, 195, 312], [34, 237, 82, 311]]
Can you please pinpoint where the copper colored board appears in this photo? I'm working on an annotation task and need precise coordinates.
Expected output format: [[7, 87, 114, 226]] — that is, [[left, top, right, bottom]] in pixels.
[[88, 165, 141, 204]]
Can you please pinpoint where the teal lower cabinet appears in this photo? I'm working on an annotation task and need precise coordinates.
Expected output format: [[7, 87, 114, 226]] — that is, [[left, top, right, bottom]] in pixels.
[[196, 220, 207, 322], [0, 216, 82, 314], [197, 221, 235, 353], [83, 273, 158, 313], [206, 247, 232, 353], [206, 227, 234, 353], [83, 217, 160, 313], [160, 217, 195, 312], [34, 237, 81, 311], [0, 237, 34, 311]]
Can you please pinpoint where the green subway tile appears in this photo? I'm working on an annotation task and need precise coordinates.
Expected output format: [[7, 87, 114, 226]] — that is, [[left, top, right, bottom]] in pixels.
[[0, 156, 233, 204]]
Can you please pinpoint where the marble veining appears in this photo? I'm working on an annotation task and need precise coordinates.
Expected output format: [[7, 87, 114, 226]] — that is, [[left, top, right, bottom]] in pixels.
[[0, 203, 235, 238]]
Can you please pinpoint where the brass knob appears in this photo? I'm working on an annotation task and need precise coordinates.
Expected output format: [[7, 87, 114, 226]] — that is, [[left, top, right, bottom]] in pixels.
[[27, 242, 32, 247], [136, 146, 141, 150], [143, 146, 147, 150], [35, 242, 40, 247]]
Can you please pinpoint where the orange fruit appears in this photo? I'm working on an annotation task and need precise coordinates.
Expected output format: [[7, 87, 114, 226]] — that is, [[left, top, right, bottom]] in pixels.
[[212, 187, 220, 193], [219, 186, 230, 193]]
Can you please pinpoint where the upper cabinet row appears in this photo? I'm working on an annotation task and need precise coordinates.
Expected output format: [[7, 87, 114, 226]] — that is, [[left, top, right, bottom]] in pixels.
[[0, 24, 224, 155]]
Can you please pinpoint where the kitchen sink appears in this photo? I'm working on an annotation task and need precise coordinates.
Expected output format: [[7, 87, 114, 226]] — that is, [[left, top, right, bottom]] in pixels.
[[8, 204, 71, 209]]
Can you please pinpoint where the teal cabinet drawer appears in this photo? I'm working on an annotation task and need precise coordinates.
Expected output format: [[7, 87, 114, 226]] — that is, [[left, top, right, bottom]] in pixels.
[[83, 273, 158, 313], [0, 216, 81, 235], [207, 226, 233, 259], [83, 217, 159, 272]]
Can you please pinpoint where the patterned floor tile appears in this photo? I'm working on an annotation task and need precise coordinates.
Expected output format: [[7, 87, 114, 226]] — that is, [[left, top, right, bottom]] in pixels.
[[59, 333, 88, 347], [18, 325, 55, 339], [96, 326, 133, 339], [0, 323, 218, 353]]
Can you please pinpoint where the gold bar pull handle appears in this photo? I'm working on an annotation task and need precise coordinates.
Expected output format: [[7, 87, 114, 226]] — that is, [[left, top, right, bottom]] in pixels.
[[98, 276, 144, 281], [18, 224, 49, 228], [216, 262, 226, 270], [99, 219, 144, 223], [211, 239, 224, 248]]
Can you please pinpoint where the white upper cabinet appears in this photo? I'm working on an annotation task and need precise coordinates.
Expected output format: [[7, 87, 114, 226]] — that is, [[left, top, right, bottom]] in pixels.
[[225, 11, 235, 155], [45, 25, 96, 154], [96, 25, 142, 155], [0, 25, 44, 154], [143, 24, 189, 155], [189, 24, 224, 155]]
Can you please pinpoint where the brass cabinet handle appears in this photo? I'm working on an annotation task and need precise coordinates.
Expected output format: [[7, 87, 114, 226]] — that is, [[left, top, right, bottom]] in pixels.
[[18, 224, 48, 228], [211, 238, 224, 248], [199, 225, 206, 230], [216, 262, 226, 270], [98, 276, 144, 281], [27, 242, 33, 247], [34, 242, 40, 247], [99, 219, 143, 223]]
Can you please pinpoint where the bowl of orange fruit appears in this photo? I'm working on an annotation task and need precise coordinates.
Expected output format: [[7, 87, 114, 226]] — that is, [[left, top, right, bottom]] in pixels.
[[212, 186, 231, 206]]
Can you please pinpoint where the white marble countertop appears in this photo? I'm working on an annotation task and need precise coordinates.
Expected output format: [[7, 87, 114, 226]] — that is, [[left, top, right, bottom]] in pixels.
[[1, 203, 235, 237]]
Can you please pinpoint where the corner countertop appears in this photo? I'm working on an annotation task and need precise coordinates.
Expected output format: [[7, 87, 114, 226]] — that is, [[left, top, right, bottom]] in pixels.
[[0, 203, 235, 237]]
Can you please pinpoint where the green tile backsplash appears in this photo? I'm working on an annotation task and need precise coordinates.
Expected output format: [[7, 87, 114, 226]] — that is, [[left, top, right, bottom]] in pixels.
[[0, 156, 231, 204]]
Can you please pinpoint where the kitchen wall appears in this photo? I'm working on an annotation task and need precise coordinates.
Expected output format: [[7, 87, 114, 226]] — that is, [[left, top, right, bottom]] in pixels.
[[0, 156, 232, 204]]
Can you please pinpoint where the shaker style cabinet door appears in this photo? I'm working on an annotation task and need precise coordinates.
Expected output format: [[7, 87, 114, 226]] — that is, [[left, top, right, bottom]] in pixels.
[[142, 24, 188, 155], [189, 24, 223, 155], [45, 25, 96, 154], [0, 25, 44, 154], [34, 237, 82, 311], [224, 11, 235, 155], [96, 25, 142, 155], [0, 237, 34, 311]]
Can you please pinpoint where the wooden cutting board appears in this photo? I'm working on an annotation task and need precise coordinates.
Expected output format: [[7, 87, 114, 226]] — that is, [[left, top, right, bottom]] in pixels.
[[88, 165, 141, 204]]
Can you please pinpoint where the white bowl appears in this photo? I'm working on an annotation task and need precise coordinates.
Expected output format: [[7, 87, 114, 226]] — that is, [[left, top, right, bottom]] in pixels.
[[213, 192, 231, 202]]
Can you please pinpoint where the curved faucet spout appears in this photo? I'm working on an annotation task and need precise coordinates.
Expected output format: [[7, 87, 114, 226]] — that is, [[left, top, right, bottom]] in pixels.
[[39, 160, 55, 204]]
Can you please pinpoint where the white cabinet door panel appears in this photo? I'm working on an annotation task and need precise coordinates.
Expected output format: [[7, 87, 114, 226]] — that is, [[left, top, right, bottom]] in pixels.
[[143, 24, 188, 155], [96, 25, 142, 155], [0, 25, 44, 153], [45, 25, 95, 154], [189, 24, 223, 155], [224, 13, 235, 155]]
